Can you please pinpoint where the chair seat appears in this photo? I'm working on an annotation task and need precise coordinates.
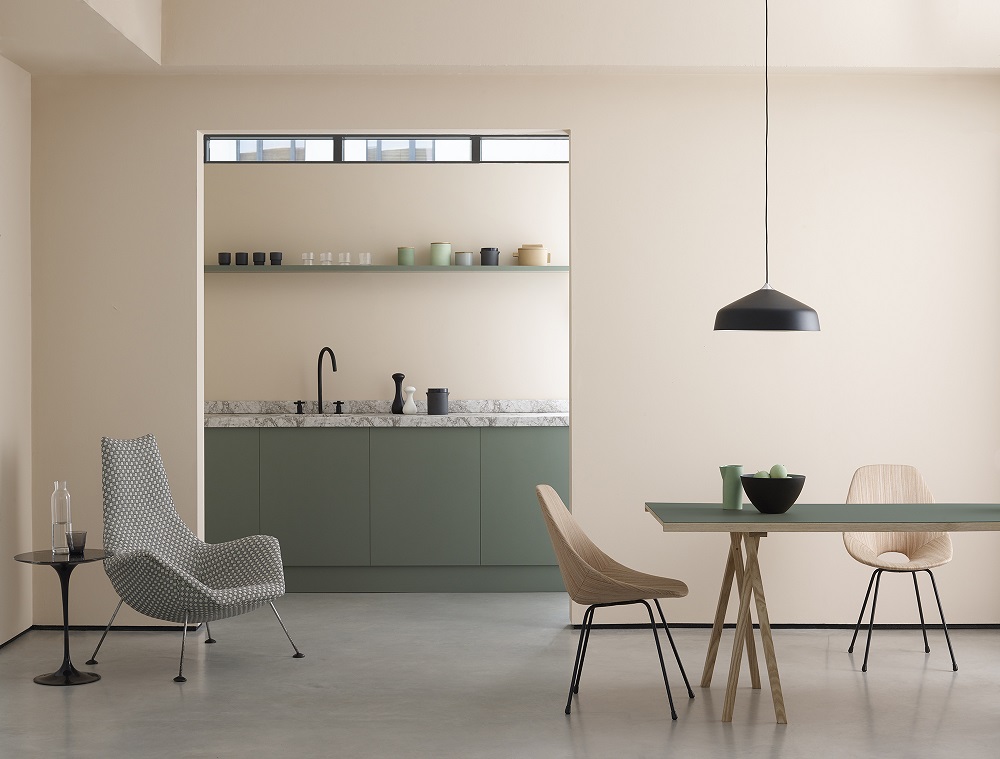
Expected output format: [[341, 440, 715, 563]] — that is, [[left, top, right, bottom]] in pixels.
[[598, 565, 689, 604], [843, 532, 952, 571]]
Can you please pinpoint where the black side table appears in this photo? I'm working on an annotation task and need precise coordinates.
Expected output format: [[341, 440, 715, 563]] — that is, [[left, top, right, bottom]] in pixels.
[[14, 549, 107, 686]]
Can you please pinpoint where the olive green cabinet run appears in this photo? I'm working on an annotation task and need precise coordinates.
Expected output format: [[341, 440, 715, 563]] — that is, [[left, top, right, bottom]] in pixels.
[[204, 425, 569, 590], [370, 428, 482, 566], [259, 428, 371, 567], [205, 428, 261, 544], [480, 427, 568, 566]]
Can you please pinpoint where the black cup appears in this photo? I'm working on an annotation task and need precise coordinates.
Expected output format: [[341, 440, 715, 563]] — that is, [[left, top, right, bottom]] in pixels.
[[253, 251, 266, 265], [270, 251, 283, 265], [480, 247, 499, 266], [218, 252, 232, 265], [235, 251, 249, 265]]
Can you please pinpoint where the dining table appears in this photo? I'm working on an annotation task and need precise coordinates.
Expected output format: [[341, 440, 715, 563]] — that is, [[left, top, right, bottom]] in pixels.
[[643, 502, 1000, 724]]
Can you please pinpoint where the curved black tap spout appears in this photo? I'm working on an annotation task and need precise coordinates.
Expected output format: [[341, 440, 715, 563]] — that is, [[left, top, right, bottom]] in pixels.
[[317, 347, 338, 414]]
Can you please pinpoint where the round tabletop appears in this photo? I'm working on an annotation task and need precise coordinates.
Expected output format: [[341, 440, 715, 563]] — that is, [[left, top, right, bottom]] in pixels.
[[14, 549, 107, 565]]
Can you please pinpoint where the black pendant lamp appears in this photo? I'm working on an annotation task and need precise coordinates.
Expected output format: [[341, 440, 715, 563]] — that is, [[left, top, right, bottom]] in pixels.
[[714, 0, 819, 332]]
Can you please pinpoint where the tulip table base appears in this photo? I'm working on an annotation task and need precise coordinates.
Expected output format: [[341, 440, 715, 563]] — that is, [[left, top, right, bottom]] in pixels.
[[14, 549, 106, 686]]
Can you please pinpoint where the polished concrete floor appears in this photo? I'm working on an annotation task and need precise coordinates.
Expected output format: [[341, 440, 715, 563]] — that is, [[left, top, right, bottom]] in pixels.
[[1, 593, 999, 758]]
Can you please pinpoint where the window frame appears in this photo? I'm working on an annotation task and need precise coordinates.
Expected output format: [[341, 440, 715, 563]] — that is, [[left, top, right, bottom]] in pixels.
[[204, 134, 569, 164]]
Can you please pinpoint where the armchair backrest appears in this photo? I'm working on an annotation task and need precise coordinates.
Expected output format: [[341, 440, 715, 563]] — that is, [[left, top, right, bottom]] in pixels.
[[101, 434, 201, 562]]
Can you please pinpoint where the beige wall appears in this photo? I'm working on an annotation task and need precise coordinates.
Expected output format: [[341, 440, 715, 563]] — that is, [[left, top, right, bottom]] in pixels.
[[205, 162, 569, 401], [0, 54, 33, 642], [30, 71, 1000, 627]]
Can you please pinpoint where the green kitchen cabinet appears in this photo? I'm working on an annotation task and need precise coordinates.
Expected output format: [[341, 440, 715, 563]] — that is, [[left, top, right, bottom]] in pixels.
[[259, 428, 371, 566], [370, 428, 481, 566], [204, 428, 260, 543], [480, 427, 568, 565]]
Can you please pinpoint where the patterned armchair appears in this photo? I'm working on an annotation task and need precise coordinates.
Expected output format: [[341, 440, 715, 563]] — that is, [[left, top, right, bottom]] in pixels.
[[88, 434, 304, 681]]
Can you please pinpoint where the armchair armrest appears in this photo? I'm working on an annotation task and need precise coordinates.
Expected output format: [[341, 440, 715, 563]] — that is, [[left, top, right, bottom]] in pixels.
[[196, 534, 285, 588]]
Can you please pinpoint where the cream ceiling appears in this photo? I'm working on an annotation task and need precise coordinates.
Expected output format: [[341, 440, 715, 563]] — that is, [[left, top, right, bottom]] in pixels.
[[1, 0, 999, 75]]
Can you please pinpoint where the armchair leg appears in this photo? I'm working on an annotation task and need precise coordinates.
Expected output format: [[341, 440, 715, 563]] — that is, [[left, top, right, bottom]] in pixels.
[[925, 570, 958, 671], [86, 598, 124, 665], [654, 598, 694, 699], [205, 621, 216, 644], [912, 572, 930, 653], [269, 601, 305, 658], [174, 611, 189, 683]]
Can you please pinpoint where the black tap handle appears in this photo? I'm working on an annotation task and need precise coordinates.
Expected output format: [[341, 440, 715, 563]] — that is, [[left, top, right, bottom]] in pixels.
[[294, 400, 305, 415], [334, 401, 344, 415]]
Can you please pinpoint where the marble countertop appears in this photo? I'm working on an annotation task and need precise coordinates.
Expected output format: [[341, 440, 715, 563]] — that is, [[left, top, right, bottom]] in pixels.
[[205, 400, 568, 428]]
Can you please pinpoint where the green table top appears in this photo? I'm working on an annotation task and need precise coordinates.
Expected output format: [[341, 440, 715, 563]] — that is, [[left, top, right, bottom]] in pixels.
[[644, 502, 1000, 532]]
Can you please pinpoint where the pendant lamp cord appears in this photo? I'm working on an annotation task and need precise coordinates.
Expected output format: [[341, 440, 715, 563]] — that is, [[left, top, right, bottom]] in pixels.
[[764, 0, 770, 285]]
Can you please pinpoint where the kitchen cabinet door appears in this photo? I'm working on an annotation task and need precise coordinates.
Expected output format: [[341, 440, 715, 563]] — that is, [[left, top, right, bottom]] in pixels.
[[205, 428, 261, 543], [370, 428, 481, 566], [259, 428, 371, 566], [480, 427, 568, 565]]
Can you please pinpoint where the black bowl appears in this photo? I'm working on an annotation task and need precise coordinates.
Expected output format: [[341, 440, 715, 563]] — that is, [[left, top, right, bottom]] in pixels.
[[740, 474, 805, 514]]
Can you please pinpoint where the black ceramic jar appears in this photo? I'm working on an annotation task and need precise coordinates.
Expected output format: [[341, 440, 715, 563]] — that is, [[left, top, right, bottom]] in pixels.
[[427, 388, 449, 415]]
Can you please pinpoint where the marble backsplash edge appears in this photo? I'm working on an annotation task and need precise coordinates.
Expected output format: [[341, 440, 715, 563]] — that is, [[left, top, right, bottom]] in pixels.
[[205, 399, 569, 415]]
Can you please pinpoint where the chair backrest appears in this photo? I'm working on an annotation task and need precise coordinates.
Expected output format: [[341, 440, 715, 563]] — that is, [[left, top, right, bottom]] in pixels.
[[101, 434, 201, 563], [844, 464, 946, 557], [536, 484, 615, 601], [846, 464, 935, 505]]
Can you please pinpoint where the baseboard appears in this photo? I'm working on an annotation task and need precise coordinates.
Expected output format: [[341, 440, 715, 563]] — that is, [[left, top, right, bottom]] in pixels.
[[0, 627, 33, 650], [575, 622, 1000, 630], [27, 624, 202, 633]]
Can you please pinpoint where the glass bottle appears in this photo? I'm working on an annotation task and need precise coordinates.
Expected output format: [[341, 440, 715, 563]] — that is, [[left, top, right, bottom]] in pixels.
[[51, 481, 72, 555]]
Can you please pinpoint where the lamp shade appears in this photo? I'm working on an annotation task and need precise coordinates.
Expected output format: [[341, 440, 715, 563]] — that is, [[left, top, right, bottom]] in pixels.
[[714, 284, 820, 331]]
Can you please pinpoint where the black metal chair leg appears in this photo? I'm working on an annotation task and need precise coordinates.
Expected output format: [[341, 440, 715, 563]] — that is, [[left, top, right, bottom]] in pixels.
[[572, 606, 596, 695], [849, 570, 878, 653], [205, 621, 216, 644], [654, 599, 694, 698], [641, 600, 677, 720], [268, 601, 305, 658], [861, 570, 883, 672], [925, 570, 958, 671], [86, 598, 123, 665], [174, 611, 189, 683], [565, 605, 595, 714], [912, 572, 930, 653]]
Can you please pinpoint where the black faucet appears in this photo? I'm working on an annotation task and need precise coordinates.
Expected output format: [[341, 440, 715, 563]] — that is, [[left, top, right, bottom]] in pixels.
[[317, 347, 338, 414]]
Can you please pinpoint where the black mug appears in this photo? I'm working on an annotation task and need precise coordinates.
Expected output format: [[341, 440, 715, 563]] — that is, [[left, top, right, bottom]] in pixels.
[[235, 251, 249, 265], [270, 251, 283, 265], [253, 251, 266, 265], [218, 252, 232, 265], [480, 247, 499, 266]]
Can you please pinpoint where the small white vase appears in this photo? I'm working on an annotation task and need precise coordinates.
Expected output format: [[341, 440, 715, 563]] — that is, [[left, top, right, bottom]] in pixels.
[[402, 386, 417, 415]]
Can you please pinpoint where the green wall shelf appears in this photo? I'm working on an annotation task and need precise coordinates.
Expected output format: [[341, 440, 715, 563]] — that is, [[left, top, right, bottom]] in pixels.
[[204, 265, 568, 273]]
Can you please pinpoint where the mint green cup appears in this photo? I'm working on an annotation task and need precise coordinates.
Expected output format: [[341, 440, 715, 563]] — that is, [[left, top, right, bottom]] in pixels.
[[397, 246, 415, 266]]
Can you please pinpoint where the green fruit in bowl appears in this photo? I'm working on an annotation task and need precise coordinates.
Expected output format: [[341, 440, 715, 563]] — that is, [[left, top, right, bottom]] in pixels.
[[769, 464, 788, 478], [754, 470, 770, 478]]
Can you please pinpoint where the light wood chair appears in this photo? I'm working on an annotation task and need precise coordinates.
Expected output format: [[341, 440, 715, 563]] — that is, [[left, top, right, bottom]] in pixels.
[[843, 464, 957, 672], [535, 484, 694, 718]]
